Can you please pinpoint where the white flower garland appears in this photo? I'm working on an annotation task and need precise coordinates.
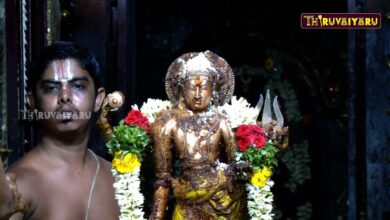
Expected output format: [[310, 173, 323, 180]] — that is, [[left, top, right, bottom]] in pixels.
[[221, 96, 275, 220], [111, 99, 172, 220], [111, 99, 169, 220], [246, 180, 275, 220], [112, 168, 145, 220]]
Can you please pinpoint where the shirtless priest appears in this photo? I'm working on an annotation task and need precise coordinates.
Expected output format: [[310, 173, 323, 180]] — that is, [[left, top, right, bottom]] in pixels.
[[0, 41, 119, 220]]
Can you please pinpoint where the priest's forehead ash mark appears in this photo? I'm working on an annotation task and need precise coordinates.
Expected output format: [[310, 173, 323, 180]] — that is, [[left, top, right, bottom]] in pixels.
[[51, 59, 76, 81]]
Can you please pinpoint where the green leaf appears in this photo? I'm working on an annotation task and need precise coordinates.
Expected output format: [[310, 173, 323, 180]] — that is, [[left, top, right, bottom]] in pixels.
[[106, 121, 150, 160], [238, 144, 279, 170]]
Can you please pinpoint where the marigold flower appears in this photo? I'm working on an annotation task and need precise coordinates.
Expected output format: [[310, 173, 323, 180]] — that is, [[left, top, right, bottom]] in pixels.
[[251, 170, 268, 188], [261, 166, 272, 178], [112, 152, 141, 174]]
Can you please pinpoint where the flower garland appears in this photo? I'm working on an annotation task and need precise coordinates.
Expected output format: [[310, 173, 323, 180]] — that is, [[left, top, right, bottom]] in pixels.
[[107, 98, 172, 219], [106, 109, 150, 220], [235, 125, 279, 220], [235, 61, 312, 218], [246, 180, 274, 220], [220, 97, 280, 220]]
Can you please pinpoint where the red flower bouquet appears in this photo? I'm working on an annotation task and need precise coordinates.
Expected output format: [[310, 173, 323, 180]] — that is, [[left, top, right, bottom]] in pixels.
[[106, 109, 150, 160], [236, 125, 267, 151], [124, 109, 150, 133], [235, 124, 278, 170]]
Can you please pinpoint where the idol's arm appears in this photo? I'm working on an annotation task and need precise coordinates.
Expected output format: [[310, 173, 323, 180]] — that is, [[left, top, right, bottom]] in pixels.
[[220, 118, 236, 163], [149, 117, 174, 220]]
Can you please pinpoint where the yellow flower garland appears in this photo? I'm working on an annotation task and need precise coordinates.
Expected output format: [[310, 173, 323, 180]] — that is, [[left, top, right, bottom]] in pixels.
[[112, 151, 141, 174], [250, 166, 272, 188]]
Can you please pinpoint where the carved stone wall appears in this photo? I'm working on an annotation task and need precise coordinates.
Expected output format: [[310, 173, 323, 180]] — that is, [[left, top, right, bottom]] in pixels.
[[365, 1, 390, 219]]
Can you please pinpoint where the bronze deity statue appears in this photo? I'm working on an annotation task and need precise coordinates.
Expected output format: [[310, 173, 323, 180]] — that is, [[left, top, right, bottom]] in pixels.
[[149, 51, 244, 220]]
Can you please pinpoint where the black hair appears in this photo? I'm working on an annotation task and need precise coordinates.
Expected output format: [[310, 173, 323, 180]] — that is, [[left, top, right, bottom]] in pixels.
[[27, 41, 101, 95]]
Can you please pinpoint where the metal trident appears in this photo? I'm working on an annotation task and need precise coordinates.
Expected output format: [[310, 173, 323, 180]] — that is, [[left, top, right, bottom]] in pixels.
[[254, 89, 284, 127]]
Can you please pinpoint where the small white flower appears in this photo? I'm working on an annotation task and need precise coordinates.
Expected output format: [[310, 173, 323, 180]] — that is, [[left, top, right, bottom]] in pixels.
[[246, 179, 275, 220], [139, 98, 172, 123], [218, 96, 258, 128], [215, 160, 228, 171], [112, 169, 146, 220]]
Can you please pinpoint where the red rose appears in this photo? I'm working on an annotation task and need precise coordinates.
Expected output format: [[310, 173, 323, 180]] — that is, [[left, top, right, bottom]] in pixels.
[[236, 125, 267, 152], [237, 139, 250, 151], [236, 125, 251, 136], [124, 110, 150, 133]]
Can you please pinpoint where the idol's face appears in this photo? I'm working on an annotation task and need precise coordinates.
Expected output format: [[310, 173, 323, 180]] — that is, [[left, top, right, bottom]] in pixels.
[[29, 58, 103, 134], [183, 72, 212, 112]]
